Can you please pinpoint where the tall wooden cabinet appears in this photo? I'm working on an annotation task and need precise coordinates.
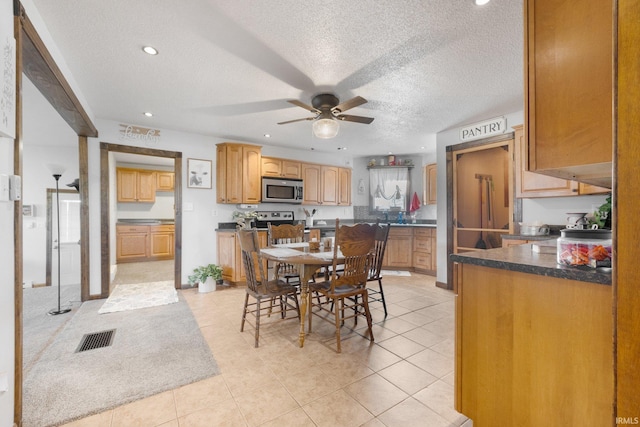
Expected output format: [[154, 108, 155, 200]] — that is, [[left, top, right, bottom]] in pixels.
[[525, 0, 613, 188], [216, 143, 261, 204]]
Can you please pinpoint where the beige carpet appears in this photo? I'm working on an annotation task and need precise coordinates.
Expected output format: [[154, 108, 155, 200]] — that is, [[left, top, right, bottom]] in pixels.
[[23, 294, 220, 427], [99, 281, 178, 314]]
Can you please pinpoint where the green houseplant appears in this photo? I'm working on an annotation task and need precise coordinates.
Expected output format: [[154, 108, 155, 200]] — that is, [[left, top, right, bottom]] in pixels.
[[188, 264, 223, 293]]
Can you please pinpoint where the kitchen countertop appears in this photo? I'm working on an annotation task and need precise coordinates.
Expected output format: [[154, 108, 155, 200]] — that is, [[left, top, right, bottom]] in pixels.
[[216, 220, 436, 231], [450, 242, 611, 285], [117, 219, 175, 225]]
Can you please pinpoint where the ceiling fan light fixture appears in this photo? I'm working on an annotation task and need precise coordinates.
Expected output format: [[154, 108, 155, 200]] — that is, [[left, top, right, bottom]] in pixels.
[[313, 118, 339, 139]]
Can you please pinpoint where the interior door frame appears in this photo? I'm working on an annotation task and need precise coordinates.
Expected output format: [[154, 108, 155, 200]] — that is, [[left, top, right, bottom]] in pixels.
[[14, 3, 98, 425], [445, 132, 522, 289], [99, 142, 183, 297]]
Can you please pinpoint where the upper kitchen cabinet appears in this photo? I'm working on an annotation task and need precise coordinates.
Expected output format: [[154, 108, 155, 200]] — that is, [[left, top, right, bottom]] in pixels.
[[514, 125, 610, 197], [261, 156, 301, 179], [524, 0, 613, 188], [424, 163, 437, 205], [301, 163, 350, 206], [156, 171, 175, 191], [216, 143, 262, 204], [338, 167, 351, 206], [117, 168, 156, 203]]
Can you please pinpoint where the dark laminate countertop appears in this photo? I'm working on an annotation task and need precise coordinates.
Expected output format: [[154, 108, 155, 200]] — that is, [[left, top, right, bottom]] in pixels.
[[450, 242, 611, 286], [216, 219, 436, 232]]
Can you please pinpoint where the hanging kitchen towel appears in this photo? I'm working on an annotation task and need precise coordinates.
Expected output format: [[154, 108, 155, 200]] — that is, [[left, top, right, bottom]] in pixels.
[[409, 192, 421, 212]]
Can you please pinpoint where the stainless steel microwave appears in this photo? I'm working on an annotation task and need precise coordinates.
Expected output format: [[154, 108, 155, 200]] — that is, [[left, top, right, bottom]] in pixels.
[[261, 177, 303, 203]]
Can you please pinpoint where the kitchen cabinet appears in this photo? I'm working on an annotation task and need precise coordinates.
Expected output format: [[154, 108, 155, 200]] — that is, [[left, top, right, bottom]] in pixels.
[[424, 163, 437, 205], [216, 143, 262, 204], [301, 163, 321, 204], [524, 0, 613, 188], [301, 163, 351, 206], [382, 227, 413, 269], [338, 167, 351, 206], [149, 225, 175, 259], [454, 262, 613, 426], [116, 224, 175, 263], [514, 125, 609, 198], [217, 230, 267, 283], [156, 171, 175, 191], [117, 168, 156, 203], [321, 166, 339, 205], [412, 228, 436, 275], [261, 156, 301, 179]]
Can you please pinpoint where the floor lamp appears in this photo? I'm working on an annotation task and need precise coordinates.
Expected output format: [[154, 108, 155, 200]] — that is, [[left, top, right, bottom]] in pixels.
[[48, 167, 71, 316]]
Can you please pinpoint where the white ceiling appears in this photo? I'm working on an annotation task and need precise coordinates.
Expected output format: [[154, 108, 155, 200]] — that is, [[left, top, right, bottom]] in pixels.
[[30, 0, 524, 156]]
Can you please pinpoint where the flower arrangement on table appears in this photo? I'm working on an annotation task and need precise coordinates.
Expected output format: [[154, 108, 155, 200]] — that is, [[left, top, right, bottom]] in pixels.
[[233, 210, 259, 229]]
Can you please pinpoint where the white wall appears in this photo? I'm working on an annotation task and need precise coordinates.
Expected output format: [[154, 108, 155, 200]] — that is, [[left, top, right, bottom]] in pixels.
[[0, 0, 14, 422]]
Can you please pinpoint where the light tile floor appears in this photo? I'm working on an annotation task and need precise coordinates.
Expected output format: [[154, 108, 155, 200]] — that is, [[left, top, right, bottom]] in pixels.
[[62, 273, 473, 427]]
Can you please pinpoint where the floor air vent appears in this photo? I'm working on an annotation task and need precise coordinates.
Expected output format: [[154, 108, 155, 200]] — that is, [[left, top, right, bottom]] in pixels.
[[76, 329, 116, 352]]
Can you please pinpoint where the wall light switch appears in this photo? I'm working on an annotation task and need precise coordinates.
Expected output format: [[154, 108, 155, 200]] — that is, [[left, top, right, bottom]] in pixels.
[[184, 202, 193, 211]]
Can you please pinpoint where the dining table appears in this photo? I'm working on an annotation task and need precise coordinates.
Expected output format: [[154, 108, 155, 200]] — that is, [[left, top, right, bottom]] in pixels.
[[260, 242, 342, 347]]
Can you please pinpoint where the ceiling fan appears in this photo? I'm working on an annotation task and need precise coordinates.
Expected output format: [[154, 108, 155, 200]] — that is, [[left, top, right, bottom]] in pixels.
[[278, 93, 374, 139]]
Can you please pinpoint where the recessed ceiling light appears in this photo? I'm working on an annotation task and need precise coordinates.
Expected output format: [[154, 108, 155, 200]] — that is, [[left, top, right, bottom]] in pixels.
[[142, 46, 158, 55], [421, 146, 426, 150], [143, 112, 153, 117], [264, 134, 271, 138], [475, 0, 490, 5], [388, 151, 393, 155]]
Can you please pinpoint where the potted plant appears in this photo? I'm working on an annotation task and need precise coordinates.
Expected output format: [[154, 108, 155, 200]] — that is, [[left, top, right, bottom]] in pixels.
[[188, 264, 223, 293]]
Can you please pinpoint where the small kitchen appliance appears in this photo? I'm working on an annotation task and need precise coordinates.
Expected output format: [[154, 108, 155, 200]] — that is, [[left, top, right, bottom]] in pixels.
[[261, 177, 303, 203]]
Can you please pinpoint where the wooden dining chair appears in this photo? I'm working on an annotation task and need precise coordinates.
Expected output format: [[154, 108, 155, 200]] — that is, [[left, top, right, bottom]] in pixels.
[[237, 228, 300, 348], [308, 219, 377, 353], [267, 222, 305, 284], [366, 223, 391, 317]]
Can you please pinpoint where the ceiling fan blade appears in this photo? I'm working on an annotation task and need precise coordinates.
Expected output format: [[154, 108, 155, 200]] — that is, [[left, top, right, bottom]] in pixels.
[[287, 99, 318, 113], [277, 116, 316, 125], [333, 96, 367, 113], [336, 114, 374, 124]]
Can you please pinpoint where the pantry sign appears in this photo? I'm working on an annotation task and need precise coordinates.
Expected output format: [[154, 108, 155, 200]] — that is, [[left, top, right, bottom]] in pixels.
[[459, 117, 507, 142]]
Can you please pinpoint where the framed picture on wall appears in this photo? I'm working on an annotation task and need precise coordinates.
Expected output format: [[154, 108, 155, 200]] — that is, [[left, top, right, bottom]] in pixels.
[[187, 158, 212, 189]]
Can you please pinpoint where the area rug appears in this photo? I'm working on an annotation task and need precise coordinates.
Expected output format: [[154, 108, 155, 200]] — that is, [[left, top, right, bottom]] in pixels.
[[98, 280, 178, 314], [23, 294, 220, 427], [381, 270, 412, 276]]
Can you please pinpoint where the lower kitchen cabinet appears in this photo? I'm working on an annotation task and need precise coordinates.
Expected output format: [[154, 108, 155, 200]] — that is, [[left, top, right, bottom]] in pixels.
[[413, 228, 436, 274], [382, 228, 413, 269], [149, 225, 175, 259], [116, 224, 175, 263], [379, 226, 437, 275], [217, 230, 267, 284]]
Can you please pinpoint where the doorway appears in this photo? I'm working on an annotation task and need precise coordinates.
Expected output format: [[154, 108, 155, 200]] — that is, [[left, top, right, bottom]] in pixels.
[[99, 143, 183, 298], [46, 189, 80, 288], [445, 133, 521, 289]]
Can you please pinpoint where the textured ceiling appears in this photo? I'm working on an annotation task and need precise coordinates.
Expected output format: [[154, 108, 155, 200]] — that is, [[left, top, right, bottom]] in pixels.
[[30, 0, 524, 156]]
